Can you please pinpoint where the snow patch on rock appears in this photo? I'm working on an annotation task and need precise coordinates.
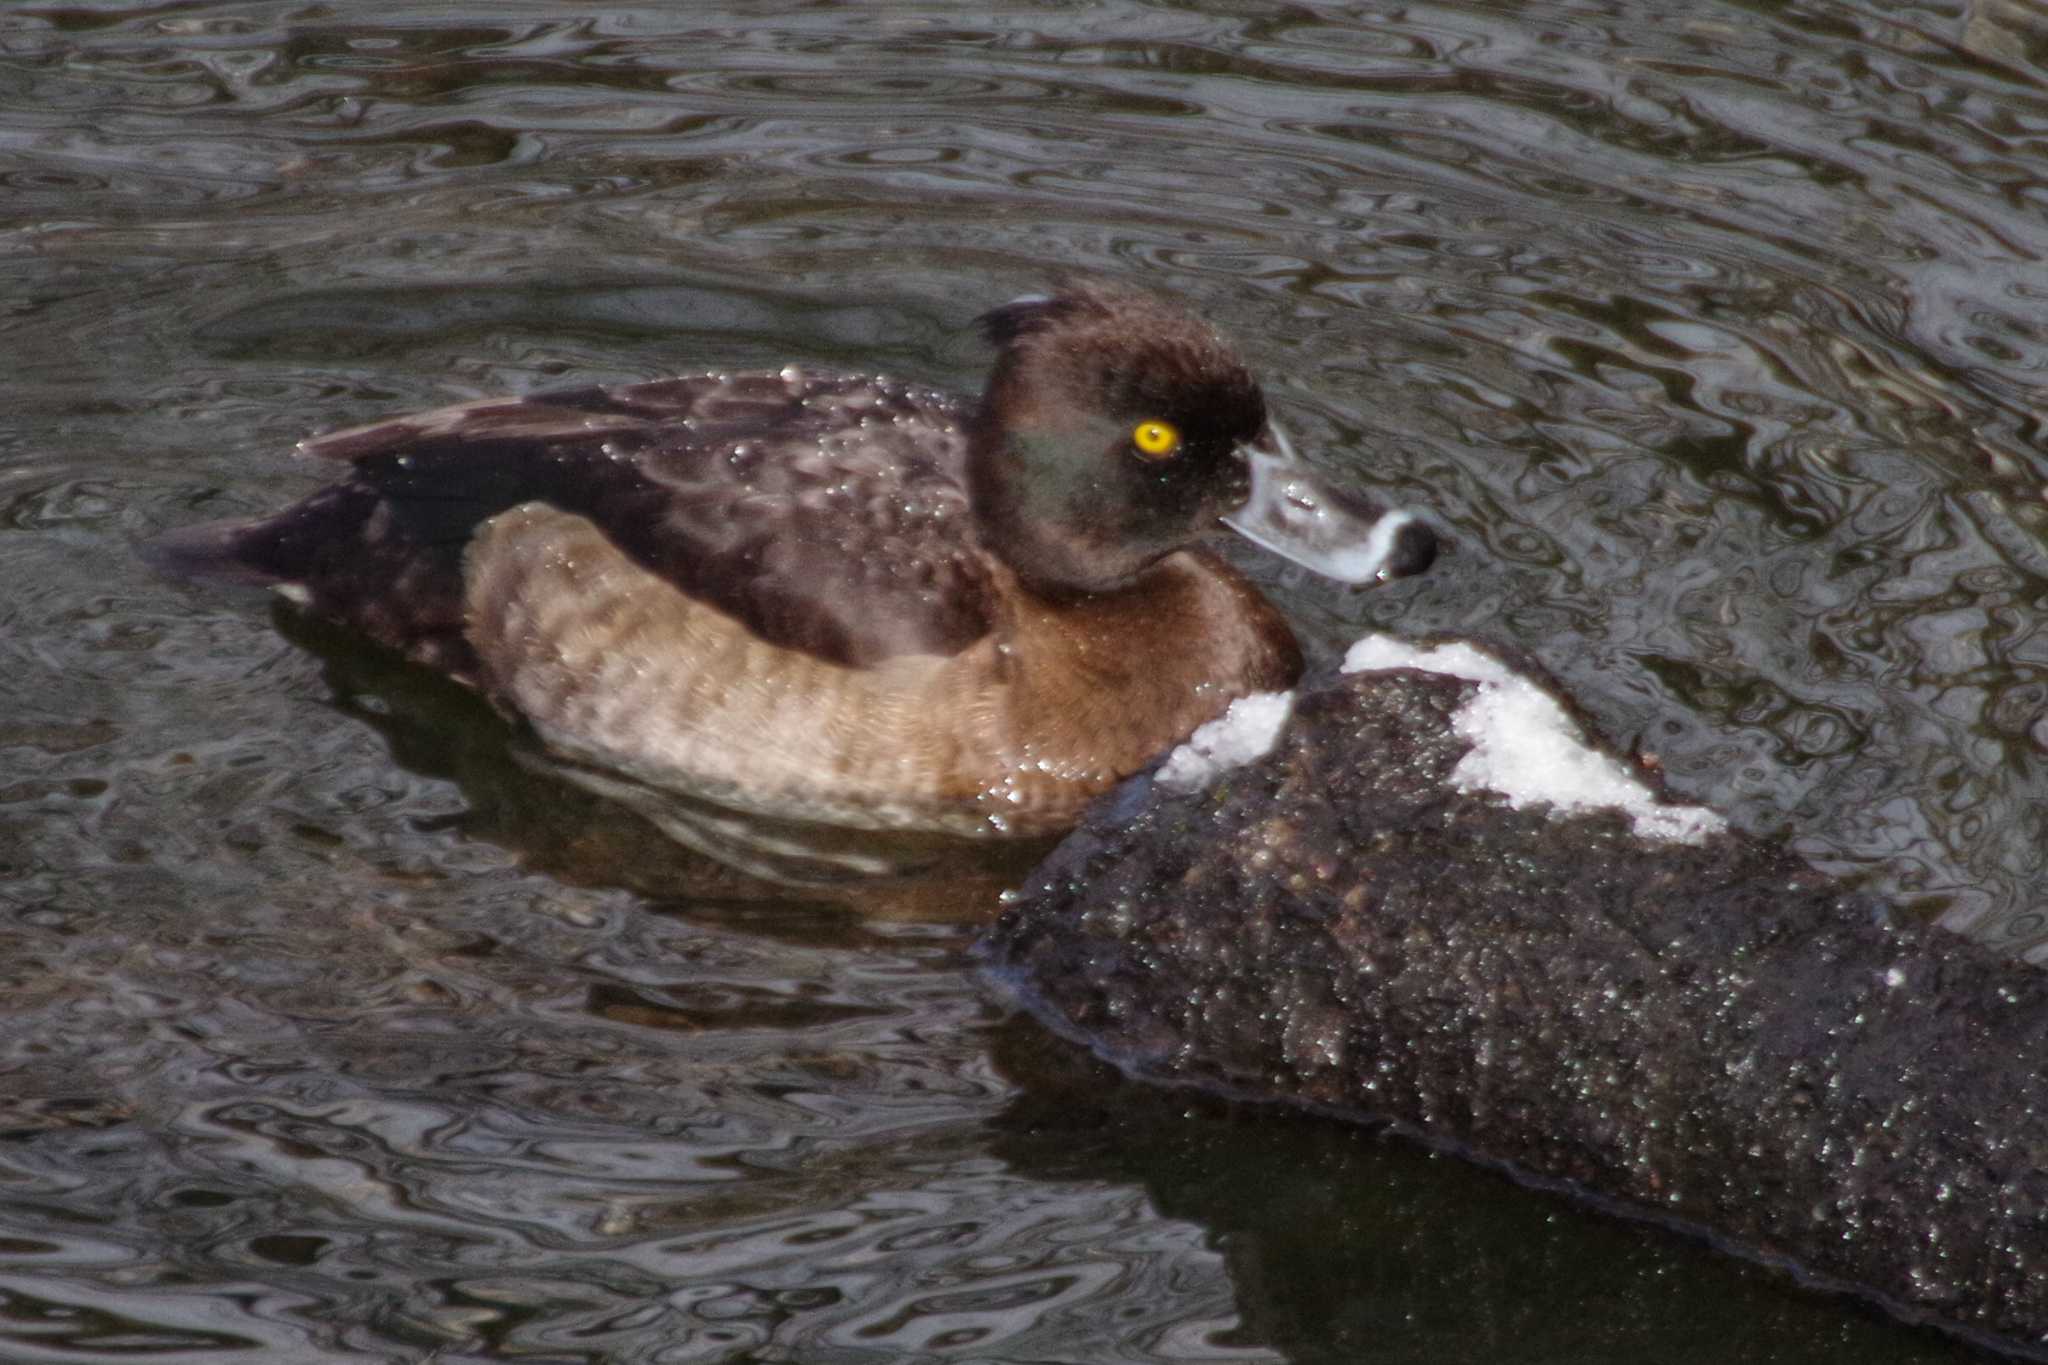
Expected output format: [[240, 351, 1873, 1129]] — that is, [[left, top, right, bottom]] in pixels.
[[1156, 691, 1296, 793], [1341, 635, 1726, 845]]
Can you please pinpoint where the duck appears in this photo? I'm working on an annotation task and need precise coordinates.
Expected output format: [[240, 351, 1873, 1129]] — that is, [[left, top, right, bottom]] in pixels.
[[153, 280, 1436, 880]]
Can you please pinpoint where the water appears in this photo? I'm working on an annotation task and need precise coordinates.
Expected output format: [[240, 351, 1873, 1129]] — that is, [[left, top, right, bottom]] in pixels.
[[3, 0, 2045, 1358]]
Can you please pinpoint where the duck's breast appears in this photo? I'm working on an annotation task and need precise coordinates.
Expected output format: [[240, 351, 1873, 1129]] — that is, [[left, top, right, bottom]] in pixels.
[[462, 504, 1301, 838]]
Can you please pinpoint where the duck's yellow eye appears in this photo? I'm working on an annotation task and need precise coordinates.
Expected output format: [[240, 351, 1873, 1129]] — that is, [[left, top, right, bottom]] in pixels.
[[1132, 419, 1181, 460]]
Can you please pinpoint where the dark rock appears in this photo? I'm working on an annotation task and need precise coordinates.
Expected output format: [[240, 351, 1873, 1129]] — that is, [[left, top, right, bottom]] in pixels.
[[983, 664, 2048, 1357]]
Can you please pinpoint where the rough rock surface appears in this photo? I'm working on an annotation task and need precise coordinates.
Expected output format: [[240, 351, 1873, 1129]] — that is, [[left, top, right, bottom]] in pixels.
[[983, 665, 2048, 1356]]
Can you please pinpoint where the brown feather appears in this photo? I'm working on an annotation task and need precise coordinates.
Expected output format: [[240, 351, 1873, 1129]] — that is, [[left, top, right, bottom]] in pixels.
[[463, 503, 1299, 843], [245, 370, 995, 670]]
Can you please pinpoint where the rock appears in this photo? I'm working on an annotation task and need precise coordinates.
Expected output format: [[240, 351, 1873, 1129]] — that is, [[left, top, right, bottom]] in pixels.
[[983, 656, 2048, 1356]]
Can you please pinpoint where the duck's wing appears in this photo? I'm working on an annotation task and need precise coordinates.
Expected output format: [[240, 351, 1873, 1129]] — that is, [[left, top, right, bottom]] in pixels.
[[201, 371, 994, 675]]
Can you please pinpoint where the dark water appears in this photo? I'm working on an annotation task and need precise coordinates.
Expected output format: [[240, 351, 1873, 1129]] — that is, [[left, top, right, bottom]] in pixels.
[[4, 0, 2046, 1359]]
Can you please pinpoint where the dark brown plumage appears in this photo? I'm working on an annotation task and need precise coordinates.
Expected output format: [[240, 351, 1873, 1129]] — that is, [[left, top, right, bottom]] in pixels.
[[218, 370, 992, 673]]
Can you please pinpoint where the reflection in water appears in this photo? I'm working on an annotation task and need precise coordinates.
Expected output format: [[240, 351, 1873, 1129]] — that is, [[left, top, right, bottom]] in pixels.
[[274, 606, 1045, 918], [988, 1021, 1985, 1365], [6, 0, 2048, 1358]]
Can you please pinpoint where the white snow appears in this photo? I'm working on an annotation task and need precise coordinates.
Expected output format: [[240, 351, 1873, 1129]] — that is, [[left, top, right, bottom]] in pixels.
[[1148, 635, 1729, 848], [1341, 634, 1727, 845], [1156, 691, 1296, 793]]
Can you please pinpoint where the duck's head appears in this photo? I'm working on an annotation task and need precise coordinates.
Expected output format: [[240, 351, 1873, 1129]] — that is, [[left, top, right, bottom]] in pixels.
[[966, 281, 1437, 597]]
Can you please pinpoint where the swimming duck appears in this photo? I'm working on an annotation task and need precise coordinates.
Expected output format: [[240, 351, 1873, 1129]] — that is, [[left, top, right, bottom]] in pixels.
[[156, 281, 1435, 879]]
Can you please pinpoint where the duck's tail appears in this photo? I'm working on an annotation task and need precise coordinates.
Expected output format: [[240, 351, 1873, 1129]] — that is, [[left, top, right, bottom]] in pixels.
[[140, 515, 287, 588], [142, 483, 380, 590]]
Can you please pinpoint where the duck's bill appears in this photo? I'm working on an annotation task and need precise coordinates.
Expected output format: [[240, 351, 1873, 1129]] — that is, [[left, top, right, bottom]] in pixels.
[[1221, 424, 1438, 584]]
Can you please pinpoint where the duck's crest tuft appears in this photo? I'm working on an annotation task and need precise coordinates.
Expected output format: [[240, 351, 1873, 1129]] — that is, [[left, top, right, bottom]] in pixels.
[[975, 282, 1147, 349], [975, 292, 1064, 348]]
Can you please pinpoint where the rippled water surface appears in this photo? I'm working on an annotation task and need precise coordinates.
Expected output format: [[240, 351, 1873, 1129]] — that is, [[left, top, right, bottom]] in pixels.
[[7, 1, 2048, 1359]]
